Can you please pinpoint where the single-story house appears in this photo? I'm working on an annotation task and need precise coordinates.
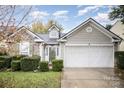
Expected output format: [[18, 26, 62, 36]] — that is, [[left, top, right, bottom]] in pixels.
[[3, 18, 122, 68], [110, 20, 124, 51]]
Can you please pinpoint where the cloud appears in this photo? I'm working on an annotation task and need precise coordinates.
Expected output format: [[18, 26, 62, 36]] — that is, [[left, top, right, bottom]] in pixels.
[[30, 11, 49, 19], [94, 13, 108, 21], [77, 5, 103, 16], [53, 10, 69, 19], [107, 5, 116, 13], [93, 12, 115, 26]]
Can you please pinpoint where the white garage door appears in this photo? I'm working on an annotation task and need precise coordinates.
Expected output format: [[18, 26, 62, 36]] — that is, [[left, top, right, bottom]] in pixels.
[[64, 46, 114, 68]]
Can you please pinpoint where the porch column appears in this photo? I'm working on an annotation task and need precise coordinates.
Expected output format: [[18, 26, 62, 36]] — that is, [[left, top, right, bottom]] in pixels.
[[59, 43, 64, 59], [40, 43, 45, 61]]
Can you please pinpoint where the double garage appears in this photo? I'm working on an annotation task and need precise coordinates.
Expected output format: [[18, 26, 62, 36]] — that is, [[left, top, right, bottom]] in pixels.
[[64, 44, 114, 68], [60, 19, 121, 68]]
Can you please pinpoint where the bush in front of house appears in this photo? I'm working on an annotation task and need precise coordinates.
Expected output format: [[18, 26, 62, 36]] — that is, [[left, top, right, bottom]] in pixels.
[[20, 56, 40, 71], [0, 52, 7, 56], [11, 60, 21, 71], [52, 59, 63, 71], [39, 61, 49, 72], [0, 61, 4, 69], [32, 55, 41, 61], [0, 56, 12, 68], [117, 56, 124, 69], [115, 51, 124, 69], [20, 57, 33, 71], [12, 55, 27, 60], [32, 55, 41, 70]]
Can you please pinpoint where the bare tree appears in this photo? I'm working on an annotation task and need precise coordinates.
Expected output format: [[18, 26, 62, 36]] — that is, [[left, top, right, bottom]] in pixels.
[[0, 5, 32, 40], [0, 5, 32, 54]]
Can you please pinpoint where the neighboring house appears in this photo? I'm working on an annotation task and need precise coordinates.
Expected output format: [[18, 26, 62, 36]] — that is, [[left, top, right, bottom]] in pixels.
[[110, 20, 124, 51], [1, 18, 122, 68]]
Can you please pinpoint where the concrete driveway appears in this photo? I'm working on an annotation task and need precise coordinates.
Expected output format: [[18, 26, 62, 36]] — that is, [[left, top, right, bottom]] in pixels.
[[61, 68, 124, 88]]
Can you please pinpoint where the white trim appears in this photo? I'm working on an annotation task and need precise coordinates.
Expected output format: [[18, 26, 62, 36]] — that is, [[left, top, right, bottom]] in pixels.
[[48, 25, 60, 32], [65, 44, 113, 47], [56, 46, 59, 58], [57, 39, 67, 42], [39, 43, 43, 61], [63, 43, 66, 68], [34, 39, 43, 42], [59, 43, 61, 59], [66, 44, 88, 46], [113, 44, 115, 67], [45, 45, 49, 61], [112, 39, 121, 42]]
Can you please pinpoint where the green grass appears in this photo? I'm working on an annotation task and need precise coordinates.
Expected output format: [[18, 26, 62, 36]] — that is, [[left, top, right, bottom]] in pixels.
[[0, 71, 61, 88]]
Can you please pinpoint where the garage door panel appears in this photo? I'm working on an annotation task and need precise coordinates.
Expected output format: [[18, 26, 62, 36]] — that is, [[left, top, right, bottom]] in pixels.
[[64, 46, 114, 67], [65, 46, 88, 67]]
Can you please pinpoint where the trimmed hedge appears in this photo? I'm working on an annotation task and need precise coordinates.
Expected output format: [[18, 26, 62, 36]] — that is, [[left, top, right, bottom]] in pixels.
[[32, 55, 41, 70], [0, 61, 4, 69], [12, 55, 26, 60], [11, 60, 21, 71], [0, 56, 12, 68], [0, 52, 7, 56], [39, 61, 49, 72], [52, 59, 63, 71], [20, 56, 40, 71], [115, 51, 124, 69]]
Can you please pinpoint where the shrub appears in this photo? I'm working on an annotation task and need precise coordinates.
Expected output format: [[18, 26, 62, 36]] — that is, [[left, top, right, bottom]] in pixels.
[[0, 52, 7, 56], [39, 61, 49, 72], [115, 51, 124, 69], [12, 55, 26, 60], [32, 55, 41, 62], [20, 56, 40, 71], [52, 59, 63, 71], [11, 60, 20, 71], [20, 57, 33, 71], [32, 55, 41, 70], [0, 61, 4, 69], [0, 56, 12, 68]]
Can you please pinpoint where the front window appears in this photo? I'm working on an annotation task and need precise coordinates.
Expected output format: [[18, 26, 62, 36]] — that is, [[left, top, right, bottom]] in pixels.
[[49, 29, 59, 38], [20, 41, 29, 55]]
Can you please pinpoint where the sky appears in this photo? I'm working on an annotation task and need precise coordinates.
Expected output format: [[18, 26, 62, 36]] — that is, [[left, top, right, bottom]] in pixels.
[[24, 5, 116, 33]]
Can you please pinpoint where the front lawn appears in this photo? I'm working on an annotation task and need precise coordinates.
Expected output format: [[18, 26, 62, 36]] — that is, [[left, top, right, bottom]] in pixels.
[[0, 71, 61, 88]]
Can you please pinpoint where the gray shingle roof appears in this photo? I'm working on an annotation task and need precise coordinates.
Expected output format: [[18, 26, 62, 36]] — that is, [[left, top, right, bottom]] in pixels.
[[35, 33, 65, 44]]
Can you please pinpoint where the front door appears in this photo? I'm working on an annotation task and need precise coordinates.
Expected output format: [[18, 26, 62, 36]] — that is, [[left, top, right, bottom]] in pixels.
[[49, 46, 56, 62]]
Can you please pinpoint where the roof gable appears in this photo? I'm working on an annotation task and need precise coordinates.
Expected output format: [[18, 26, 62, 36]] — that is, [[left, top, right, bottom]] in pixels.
[[110, 20, 124, 39], [8, 26, 44, 42], [48, 24, 60, 32], [59, 18, 122, 42]]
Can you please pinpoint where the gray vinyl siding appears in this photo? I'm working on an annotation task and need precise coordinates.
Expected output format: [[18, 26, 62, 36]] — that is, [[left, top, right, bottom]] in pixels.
[[8, 43, 20, 56], [66, 24, 112, 44], [8, 29, 41, 56], [32, 43, 40, 56]]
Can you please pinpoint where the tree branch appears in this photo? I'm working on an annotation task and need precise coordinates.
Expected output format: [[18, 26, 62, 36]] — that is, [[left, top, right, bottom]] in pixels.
[[16, 6, 32, 27]]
